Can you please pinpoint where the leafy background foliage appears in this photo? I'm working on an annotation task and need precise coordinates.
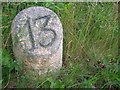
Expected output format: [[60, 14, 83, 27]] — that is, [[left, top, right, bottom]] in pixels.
[[2, 2, 120, 89]]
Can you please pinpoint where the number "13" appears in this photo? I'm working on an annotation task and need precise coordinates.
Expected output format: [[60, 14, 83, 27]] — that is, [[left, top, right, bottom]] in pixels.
[[26, 15, 56, 50]]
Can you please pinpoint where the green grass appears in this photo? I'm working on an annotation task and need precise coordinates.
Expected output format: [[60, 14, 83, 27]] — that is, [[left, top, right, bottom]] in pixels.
[[1, 2, 120, 89]]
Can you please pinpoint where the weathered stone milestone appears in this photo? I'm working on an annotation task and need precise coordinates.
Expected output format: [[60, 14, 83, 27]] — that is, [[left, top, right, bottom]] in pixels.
[[12, 6, 63, 75]]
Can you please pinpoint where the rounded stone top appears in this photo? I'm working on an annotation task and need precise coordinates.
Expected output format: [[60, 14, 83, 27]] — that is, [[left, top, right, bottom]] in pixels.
[[12, 6, 63, 58]]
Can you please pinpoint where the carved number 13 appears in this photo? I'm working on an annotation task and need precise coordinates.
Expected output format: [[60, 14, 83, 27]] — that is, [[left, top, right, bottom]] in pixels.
[[26, 15, 55, 50]]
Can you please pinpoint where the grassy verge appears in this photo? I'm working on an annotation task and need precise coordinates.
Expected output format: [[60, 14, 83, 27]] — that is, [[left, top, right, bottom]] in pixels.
[[2, 2, 119, 89]]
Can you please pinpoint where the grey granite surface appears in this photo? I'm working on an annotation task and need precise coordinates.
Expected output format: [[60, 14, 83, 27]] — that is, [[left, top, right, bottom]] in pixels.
[[12, 6, 63, 75]]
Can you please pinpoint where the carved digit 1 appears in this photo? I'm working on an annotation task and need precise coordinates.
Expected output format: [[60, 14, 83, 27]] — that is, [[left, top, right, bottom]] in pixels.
[[27, 17, 36, 50]]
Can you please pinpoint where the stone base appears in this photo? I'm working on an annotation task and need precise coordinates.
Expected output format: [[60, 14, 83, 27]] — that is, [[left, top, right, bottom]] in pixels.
[[14, 43, 62, 75]]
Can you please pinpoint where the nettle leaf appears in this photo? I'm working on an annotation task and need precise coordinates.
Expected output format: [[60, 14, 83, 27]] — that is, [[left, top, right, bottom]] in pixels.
[[9, 60, 18, 72], [54, 80, 65, 88], [0, 80, 2, 84], [46, 77, 64, 88], [2, 49, 18, 72], [47, 77, 55, 88], [2, 49, 11, 67]]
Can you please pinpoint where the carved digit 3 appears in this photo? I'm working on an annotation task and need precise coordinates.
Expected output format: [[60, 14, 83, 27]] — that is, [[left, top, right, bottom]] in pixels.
[[39, 29, 56, 47], [36, 15, 56, 47]]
